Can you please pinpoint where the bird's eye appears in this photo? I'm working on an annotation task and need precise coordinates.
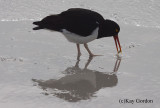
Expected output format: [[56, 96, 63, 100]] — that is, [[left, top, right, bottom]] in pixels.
[[116, 29, 118, 32]]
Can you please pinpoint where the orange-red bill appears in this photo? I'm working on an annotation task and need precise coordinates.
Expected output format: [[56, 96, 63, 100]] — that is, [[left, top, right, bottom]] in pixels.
[[113, 35, 122, 53]]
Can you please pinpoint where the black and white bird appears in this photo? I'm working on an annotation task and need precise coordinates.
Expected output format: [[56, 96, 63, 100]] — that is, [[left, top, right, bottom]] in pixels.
[[33, 8, 122, 57]]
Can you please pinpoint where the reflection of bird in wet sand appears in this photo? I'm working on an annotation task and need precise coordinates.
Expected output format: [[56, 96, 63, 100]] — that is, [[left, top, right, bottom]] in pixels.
[[32, 57, 121, 102]]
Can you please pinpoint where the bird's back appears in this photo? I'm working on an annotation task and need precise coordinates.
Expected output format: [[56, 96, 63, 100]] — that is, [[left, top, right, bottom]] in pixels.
[[60, 8, 105, 36], [33, 8, 105, 36]]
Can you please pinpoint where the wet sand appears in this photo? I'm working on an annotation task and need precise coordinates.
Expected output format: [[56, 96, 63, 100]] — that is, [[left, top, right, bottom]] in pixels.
[[0, 21, 160, 108]]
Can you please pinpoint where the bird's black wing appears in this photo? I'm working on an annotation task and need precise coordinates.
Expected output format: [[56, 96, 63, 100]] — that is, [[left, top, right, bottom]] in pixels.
[[60, 8, 105, 36]]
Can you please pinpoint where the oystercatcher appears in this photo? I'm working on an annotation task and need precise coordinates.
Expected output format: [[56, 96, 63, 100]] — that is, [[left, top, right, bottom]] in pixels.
[[33, 8, 122, 57]]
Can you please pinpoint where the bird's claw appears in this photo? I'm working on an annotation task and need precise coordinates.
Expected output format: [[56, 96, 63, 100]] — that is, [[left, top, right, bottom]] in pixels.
[[89, 54, 103, 57]]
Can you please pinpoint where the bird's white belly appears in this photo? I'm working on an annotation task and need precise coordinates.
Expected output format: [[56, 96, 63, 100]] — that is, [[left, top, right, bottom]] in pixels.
[[62, 27, 99, 44]]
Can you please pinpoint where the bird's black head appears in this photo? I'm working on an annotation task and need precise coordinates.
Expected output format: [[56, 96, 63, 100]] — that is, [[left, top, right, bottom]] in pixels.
[[98, 20, 122, 53], [98, 19, 120, 38]]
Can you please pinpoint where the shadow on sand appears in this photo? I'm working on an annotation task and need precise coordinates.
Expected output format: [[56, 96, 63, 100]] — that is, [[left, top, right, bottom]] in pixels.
[[32, 56, 121, 102]]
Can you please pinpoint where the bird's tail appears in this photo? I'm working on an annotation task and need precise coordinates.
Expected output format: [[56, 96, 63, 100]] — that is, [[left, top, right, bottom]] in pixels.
[[33, 21, 41, 25], [33, 15, 63, 31], [33, 21, 44, 30]]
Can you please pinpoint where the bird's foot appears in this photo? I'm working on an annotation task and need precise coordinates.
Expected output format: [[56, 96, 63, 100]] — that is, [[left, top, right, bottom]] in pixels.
[[89, 54, 103, 57]]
